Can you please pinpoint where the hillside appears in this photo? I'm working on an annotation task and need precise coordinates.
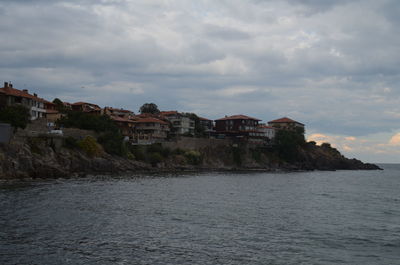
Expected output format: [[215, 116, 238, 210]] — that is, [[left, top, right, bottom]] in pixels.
[[0, 131, 380, 179]]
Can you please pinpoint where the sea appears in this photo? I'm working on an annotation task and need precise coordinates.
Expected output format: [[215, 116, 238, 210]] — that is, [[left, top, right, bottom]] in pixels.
[[0, 164, 399, 265]]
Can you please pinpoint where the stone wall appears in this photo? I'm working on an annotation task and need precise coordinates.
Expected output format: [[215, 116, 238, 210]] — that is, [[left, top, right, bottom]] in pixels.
[[162, 136, 232, 151], [0, 123, 12, 143]]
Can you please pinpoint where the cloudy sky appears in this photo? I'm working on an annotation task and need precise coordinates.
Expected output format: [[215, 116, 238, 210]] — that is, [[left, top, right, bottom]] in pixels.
[[1, 0, 399, 162]]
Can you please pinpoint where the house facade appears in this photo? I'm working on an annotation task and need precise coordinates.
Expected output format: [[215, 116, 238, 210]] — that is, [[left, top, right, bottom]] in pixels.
[[215, 114, 263, 142], [268, 117, 304, 132], [257, 124, 276, 140], [0, 82, 46, 120], [110, 115, 135, 138], [198, 117, 214, 135], [133, 117, 170, 144], [160, 111, 195, 136]]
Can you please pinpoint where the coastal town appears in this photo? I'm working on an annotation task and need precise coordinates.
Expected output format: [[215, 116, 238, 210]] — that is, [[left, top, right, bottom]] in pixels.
[[0, 81, 304, 145]]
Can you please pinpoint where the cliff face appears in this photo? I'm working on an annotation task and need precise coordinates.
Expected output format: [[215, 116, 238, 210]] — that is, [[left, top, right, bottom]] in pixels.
[[0, 135, 380, 179]]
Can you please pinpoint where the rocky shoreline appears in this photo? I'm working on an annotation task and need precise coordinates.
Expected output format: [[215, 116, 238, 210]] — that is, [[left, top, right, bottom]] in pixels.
[[0, 131, 381, 180]]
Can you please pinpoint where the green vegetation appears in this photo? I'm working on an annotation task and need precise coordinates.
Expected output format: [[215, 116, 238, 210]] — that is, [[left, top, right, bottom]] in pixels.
[[273, 127, 306, 162], [231, 146, 243, 166], [52, 98, 68, 113], [251, 148, 263, 163], [78, 136, 103, 157], [57, 111, 130, 157], [0, 105, 30, 131], [27, 137, 43, 155], [139, 103, 160, 114], [148, 152, 163, 166], [184, 150, 202, 165], [128, 143, 171, 166], [57, 111, 118, 132], [97, 131, 128, 156], [185, 113, 205, 137], [63, 136, 79, 149]]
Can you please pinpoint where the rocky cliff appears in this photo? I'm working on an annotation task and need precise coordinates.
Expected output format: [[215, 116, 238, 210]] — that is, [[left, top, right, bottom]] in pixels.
[[0, 132, 380, 179]]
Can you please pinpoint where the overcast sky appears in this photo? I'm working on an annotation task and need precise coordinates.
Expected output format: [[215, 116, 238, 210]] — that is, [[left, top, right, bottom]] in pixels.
[[1, 0, 399, 162]]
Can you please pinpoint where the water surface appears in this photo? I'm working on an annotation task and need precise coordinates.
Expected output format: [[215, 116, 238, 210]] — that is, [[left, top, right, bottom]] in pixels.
[[1, 165, 399, 264]]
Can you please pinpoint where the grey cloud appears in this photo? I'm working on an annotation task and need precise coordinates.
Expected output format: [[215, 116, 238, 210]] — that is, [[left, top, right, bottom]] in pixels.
[[204, 24, 252, 40], [0, 0, 400, 159]]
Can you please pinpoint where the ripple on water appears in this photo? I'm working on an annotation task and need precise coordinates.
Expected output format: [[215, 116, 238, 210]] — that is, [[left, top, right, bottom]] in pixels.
[[1, 166, 400, 265]]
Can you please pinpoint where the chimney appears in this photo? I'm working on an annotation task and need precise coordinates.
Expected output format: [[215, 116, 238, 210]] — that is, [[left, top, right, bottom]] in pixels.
[[23, 89, 28, 93], [9, 83, 13, 88], [4, 82, 8, 88], [34, 93, 38, 97]]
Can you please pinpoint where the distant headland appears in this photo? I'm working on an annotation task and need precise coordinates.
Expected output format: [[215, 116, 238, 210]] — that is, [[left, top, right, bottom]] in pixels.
[[0, 81, 381, 179]]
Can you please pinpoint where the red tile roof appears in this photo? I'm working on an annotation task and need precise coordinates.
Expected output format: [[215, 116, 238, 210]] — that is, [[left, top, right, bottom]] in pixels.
[[199, 116, 212, 121], [268, 117, 304, 125], [111, 115, 134, 123], [160, 111, 178, 116], [0, 85, 37, 100], [72, 101, 101, 111], [215, 114, 261, 121], [134, 117, 168, 125]]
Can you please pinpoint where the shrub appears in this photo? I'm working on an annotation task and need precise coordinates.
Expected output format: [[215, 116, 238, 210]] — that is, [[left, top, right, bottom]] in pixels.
[[149, 152, 163, 166], [78, 136, 103, 157], [63, 136, 79, 149], [27, 137, 43, 154], [129, 145, 146, 161], [97, 131, 127, 156], [251, 148, 262, 163], [321, 142, 331, 148], [0, 105, 30, 131], [173, 148, 185, 155], [184, 150, 202, 165], [126, 152, 135, 160], [231, 146, 242, 166], [273, 129, 306, 162]]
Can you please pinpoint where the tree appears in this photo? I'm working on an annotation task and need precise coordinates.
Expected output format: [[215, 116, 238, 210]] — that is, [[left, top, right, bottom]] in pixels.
[[0, 105, 30, 131], [53, 98, 67, 113], [273, 129, 306, 162], [57, 112, 119, 133], [139, 103, 160, 114]]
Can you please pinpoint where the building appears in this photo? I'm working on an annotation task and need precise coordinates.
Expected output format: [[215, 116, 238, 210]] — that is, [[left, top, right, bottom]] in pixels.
[[133, 117, 170, 144], [214, 114, 263, 142], [257, 124, 276, 141], [71, 102, 101, 115], [110, 115, 135, 138], [198, 117, 214, 136], [42, 99, 61, 122], [160, 111, 195, 136], [268, 117, 304, 132], [0, 82, 46, 120], [103, 107, 134, 119]]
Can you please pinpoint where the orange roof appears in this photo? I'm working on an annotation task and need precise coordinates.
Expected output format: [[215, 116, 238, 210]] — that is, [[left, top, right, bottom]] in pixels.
[[0, 85, 38, 100], [160, 111, 178, 116], [111, 115, 134, 123], [215, 114, 261, 121], [268, 117, 304, 125], [72, 101, 101, 110], [134, 117, 168, 125], [199, 116, 212, 121]]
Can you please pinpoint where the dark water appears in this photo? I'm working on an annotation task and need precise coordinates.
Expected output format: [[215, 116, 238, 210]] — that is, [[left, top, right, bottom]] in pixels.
[[1, 165, 400, 265]]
